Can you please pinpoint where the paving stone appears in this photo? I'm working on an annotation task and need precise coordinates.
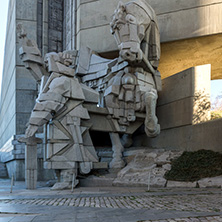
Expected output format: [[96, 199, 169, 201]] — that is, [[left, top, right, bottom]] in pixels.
[[0, 180, 222, 222]]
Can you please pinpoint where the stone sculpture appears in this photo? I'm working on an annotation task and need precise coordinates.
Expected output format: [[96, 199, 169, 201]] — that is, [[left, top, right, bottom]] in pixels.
[[18, 0, 161, 189]]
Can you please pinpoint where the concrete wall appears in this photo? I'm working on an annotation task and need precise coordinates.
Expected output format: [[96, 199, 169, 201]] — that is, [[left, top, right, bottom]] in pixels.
[[142, 118, 222, 153], [0, 0, 64, 149], [0, 0, 61, 180], [0, 134, 55, 180], [0, 0, 16, 149], [157, 64, 211, 129], [75, 0, 222, 51], [139, 64, 221, 153], [75, 0, 222, 79], [15, 0, 39, 135]]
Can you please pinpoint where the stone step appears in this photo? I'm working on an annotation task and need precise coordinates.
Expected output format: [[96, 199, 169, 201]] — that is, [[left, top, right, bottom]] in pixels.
[[96, 146, 113, 164], [0, 162, 8, 178], [96, 146, 157, 165], [79, 175, 115, 187]]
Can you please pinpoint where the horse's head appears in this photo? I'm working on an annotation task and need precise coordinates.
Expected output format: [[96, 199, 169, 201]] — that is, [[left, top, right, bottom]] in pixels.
[[110, 1, 151, 63]]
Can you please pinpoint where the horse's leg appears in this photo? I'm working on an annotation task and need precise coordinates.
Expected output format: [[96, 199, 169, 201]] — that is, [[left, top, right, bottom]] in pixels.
[[109, 132, 125, 169], [121, 134, 133, 148], [144, 88, 160, 137]]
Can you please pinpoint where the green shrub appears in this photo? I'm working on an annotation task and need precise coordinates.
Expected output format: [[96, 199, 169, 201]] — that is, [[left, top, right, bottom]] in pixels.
[[211, 110, 222, 120], [164, 150, 222, 182]]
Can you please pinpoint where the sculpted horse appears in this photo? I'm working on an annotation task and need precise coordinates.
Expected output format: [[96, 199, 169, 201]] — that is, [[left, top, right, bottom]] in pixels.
[[109, 0, 161, 136], [17, 0, 161, 188]]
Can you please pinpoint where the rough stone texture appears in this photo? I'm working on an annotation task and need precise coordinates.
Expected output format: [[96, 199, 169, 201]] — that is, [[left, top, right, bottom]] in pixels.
[[159, 33, 222, 80], [113, 150, 182, 187], [198, 176, 222, 188]]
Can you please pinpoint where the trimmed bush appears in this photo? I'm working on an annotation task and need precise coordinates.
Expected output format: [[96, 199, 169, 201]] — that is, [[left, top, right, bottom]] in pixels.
[[165, 150, 222, 182]]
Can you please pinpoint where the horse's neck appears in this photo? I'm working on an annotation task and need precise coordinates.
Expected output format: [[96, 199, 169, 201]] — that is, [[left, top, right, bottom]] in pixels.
[[141, 31, 150, 60]]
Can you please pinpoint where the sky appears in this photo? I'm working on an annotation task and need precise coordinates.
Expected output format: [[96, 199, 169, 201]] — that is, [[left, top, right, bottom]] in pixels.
[[0, 0, 9, 95], [0, 0, 221, 103], [211, 79, 222, 100]]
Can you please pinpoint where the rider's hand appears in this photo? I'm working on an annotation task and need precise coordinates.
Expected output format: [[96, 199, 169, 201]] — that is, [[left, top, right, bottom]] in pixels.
[[25, 125, 39, 138]]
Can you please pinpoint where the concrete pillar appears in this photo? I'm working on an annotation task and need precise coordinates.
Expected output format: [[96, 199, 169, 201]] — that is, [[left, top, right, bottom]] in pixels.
[[18, 136, 42, 189], [109, 133, 125, 169]]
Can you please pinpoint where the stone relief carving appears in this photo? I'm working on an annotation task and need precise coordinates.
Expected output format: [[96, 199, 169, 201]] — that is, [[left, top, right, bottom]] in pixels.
[[17, 0, 161, 189]]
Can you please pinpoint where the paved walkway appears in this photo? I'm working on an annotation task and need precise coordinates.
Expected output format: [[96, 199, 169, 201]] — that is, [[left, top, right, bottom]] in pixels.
[[0, 179, 221, 222]]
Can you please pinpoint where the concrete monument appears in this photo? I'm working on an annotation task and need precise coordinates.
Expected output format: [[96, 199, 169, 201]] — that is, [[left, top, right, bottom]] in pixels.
[[18, 0, 161, 189]]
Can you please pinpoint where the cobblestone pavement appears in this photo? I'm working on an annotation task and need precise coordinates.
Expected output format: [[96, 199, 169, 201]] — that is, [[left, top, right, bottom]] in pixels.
[[142, 216, 222, 221], [0, 180, 221, 222], [1, 193, 222, 213]]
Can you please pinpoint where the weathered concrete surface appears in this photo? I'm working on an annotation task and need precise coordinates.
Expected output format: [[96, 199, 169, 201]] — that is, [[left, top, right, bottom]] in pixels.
[[159, 34, 222, 80], [142, 118, 222, 153], [157, 65, 211, 130], [76, 0, 222, 44]]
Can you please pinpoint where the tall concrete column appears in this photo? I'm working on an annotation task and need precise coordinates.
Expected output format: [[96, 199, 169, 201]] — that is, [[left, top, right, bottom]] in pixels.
[[19, 136, 42, 189]]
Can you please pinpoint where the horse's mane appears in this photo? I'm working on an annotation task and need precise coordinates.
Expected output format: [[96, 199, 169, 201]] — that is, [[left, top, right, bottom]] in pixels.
[[125, 0, 158, 24], [125, 0, 160, 62]]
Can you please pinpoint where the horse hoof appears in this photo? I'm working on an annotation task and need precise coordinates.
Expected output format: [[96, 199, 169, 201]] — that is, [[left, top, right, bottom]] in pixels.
[[145, 124, 160, 137]]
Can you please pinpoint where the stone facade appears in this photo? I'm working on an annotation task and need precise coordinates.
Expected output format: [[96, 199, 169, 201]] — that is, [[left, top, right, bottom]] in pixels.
[[0, 0, 63, 179]]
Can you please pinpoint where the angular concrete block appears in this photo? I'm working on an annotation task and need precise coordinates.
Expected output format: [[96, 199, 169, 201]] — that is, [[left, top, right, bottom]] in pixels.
[[157, 65, 211, 129], [51, 161, 76, 169], [157, 97, 193, 130], [143, 118, 222, 153], [158, 65, 211, 106], [69, 105, 90, 119], [47, 123, 69, 140], [81, 84, 99, 103]]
